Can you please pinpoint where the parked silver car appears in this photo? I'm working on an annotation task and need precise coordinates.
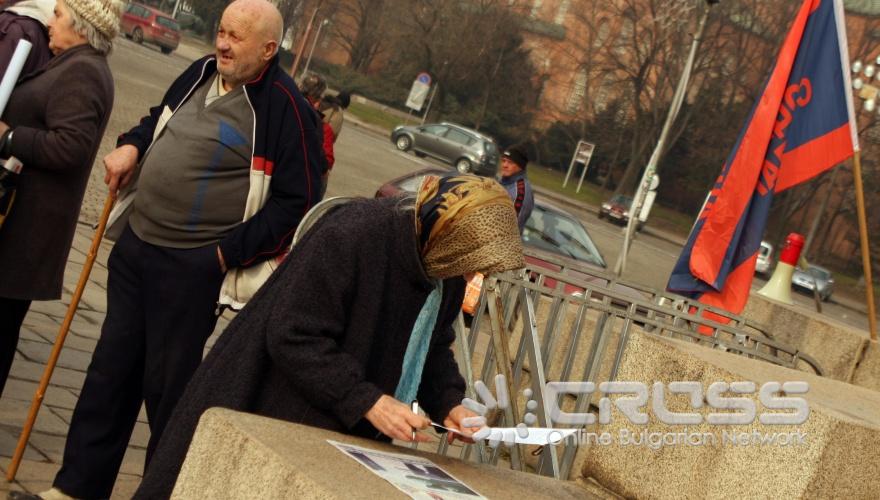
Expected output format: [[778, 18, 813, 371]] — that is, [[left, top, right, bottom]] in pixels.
[[755, 240, 774, 276], [390, 122, 499, 176], [792, 264, 834, 301]]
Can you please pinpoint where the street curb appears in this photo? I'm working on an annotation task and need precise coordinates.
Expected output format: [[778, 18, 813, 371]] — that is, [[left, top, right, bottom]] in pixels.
[[345, 114, 393, 140]]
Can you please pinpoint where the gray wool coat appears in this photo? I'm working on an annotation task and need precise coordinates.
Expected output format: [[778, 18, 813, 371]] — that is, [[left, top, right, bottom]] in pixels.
[[0, 44, 114, 300]]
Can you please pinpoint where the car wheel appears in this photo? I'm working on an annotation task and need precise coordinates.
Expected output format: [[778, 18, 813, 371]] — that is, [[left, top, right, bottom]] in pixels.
[[132, 27, 144, 44], [395, 135, 412, 152], [456, 158, 472, 173], [161, 46, 173, 54]]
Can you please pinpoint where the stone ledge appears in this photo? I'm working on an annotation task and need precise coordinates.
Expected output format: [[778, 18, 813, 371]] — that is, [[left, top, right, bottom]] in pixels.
[[173, 408, 603, 499], [744, 294, 879, 392], [580, 331, 880, 499]]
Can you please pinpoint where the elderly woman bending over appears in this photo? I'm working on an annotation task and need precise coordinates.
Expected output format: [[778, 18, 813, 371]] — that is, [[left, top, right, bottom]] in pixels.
[[0, 0, 118, 396], [133, 174, 525, 498]]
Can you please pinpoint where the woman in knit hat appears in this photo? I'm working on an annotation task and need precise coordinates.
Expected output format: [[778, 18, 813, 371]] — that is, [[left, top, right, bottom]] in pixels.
[[0, 0, 118, 398]]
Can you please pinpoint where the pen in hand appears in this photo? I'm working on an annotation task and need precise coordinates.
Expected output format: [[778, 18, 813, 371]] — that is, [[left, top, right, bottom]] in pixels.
[[410, 400, 419, 442]]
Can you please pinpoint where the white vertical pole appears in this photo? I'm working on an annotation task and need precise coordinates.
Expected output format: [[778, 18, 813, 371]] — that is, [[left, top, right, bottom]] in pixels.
[[301, 20, 326, 79], [614, 4, 711, 276], [562, 142, 580, 188], [421, 84, 438, 125]]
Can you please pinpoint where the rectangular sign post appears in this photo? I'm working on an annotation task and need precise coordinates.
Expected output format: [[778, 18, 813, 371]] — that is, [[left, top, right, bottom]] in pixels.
[[406, 72, 432, 111], [562, 140, 595, 193]]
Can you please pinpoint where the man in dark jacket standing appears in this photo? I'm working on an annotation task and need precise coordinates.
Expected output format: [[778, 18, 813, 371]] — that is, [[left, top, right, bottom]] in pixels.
[[499, 144, 534, 233], [36, 1, 324, 499]]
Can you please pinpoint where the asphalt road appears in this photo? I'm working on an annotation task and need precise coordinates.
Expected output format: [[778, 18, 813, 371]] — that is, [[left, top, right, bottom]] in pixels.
[[80, 37, 870, 335]]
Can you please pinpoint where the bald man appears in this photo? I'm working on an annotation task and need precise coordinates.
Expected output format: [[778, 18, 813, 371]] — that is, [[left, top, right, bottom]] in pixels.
[[32, 1, 325, 499]]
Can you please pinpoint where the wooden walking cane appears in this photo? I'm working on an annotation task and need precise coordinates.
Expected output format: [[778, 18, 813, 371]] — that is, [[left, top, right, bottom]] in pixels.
[[6, 195, 115, 482]]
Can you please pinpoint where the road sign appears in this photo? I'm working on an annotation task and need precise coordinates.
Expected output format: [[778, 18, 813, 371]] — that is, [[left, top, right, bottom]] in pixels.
[[406, 73, 432, 111], [562, 140, 596, 193]]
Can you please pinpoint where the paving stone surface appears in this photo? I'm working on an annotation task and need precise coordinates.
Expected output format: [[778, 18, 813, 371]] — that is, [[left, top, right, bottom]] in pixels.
[[0, 36, 217, 497]]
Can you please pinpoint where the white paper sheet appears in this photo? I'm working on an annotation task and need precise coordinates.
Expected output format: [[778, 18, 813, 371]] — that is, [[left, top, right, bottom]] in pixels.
[[479, 427, 579, 446], [0, 40, 31, 115], [329, 440, 486, 500]]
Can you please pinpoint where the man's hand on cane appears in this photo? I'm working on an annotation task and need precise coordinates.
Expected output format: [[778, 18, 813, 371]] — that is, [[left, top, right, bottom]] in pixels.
[[104, 144, 139, 198]]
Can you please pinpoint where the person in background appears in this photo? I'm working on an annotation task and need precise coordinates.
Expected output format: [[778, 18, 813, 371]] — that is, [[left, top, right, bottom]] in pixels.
[[133, 174, 525, 499], [13, 1, 324, 499], [319, 89, 350, 142], [299, 73, 335, 195], [0, 0, 117, 399], [499, 144, 534, 233], [0, 0, 54, 75]]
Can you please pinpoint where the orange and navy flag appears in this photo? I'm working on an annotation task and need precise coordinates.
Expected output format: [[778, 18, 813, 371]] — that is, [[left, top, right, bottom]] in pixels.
[[667, 0, 858, 317]]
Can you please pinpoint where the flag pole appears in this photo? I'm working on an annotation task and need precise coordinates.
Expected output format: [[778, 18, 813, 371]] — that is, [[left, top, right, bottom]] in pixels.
[[851, 150, 877, 340]]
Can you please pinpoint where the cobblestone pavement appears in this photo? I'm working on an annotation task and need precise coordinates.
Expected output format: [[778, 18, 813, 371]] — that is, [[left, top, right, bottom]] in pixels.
[[0, 36, 228, 497]]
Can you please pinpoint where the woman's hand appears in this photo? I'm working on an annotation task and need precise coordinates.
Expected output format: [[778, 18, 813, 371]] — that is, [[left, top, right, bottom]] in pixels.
[[0, 121, 8, 136], [443, 405, 479, 444], [103, 144, 139, 197], [365, 395, 432, 442]]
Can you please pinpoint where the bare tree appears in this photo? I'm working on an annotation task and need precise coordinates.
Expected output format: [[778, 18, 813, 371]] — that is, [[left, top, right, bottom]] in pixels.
[[332, 0, 394, 71]]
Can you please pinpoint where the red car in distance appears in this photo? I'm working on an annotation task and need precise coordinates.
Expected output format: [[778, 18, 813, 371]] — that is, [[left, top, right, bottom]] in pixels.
[[120, 2, 181, 54]]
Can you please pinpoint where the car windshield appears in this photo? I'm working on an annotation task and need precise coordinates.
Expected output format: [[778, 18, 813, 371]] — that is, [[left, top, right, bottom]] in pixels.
[[156, 16, 179, 30], [393, 171, 444, 193], [808, 267, 831, 280], [523, 205, 606, 267], [610, 194, 633, 206]]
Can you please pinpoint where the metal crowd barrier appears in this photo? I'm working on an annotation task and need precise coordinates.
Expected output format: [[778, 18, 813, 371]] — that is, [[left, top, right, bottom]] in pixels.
[[292, 201, 824, 480], [416, 248, 823, 480]]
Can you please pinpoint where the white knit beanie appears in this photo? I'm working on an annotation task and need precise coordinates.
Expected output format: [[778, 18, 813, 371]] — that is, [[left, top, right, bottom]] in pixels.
[[64, 0, 121, 40]]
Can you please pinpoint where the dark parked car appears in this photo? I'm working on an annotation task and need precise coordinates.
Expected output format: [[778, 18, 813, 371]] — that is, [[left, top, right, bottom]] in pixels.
[[121, 2, 181, 54], [598, 193, 638, 227], [792, 264, 834, 301], [390, 123, 499, 176]]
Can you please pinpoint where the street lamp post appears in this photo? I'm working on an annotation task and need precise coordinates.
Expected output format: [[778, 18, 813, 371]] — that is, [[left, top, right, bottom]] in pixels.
[[301, 18, 330, 79], [291, 6, 320, 78], [614, 0, 715, 276]]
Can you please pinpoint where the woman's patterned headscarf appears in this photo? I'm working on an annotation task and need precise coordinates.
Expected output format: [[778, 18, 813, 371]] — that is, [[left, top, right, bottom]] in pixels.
[[415, 174, 524, 279]]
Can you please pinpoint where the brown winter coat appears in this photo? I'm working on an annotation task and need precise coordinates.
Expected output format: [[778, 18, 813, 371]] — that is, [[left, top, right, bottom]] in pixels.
[[0, 44, 114, 300]]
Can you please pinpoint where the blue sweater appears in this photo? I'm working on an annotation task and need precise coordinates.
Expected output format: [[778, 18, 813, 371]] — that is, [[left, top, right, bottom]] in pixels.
[[116, 55, 325, 269]]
